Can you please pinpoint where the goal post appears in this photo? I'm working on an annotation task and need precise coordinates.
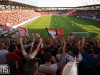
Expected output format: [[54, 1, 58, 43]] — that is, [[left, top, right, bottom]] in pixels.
[[72, 32, 90, 38]]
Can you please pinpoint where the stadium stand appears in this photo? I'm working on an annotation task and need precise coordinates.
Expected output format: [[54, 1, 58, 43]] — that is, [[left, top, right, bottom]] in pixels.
[[0, 0, 100, 75], [41, 12, 49, 15], [72, 10, 100, 21], [0, 10, 40, 26]]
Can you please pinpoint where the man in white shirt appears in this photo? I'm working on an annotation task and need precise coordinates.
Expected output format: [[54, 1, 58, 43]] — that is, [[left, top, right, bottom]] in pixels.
[[66, 40, 83, 63], [66, 53, 82, 63], [0, 43, 8, 64]]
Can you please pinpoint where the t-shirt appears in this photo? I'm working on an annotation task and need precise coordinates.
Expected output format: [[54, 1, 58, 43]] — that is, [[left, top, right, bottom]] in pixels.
[[39, 64, 57, 75], [56, 54, 66, 70], [66, 53, 83, 63], [0, 49, 8, 64], [15, 49, 24, 58], [22, 50, 37, 60], [6, 52, 23, 69], [82, 51, 100, 66]]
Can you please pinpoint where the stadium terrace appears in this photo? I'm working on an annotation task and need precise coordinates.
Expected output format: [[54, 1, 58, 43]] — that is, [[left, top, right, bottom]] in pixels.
[[0, 0, 100, 75]]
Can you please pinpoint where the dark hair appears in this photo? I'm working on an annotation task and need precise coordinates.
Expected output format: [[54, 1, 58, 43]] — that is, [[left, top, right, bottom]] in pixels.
[[17, 43, 21, 49], [45, 46, 50, 53], [34, 41, 38, 45], [44, 52, 52, 62], [5, 60, 18, 75], [92, 62, 100, 75], [72, 46, 79, 55], [25, 45, 32, 53], [93, 46, 100, 55], [24, 59, 38, 75], [8, 44, 16, 52]]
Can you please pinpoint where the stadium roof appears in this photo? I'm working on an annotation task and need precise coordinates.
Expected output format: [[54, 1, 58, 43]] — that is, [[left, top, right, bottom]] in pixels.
[[39, 0, 100, 7], [12, 0, 100, 7], [0, 0, 37, 9], [0, 0, 100, 10]]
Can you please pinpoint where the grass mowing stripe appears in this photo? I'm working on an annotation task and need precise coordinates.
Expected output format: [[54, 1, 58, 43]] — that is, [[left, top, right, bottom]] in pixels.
[[24, 16, 100, 38]]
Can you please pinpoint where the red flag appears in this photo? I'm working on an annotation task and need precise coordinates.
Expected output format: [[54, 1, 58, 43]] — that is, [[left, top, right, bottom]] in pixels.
[[3, 24, 11, 34], [35, 32, 40, 37], [57, 29, 64, 36], [18, 26, 29, 36]]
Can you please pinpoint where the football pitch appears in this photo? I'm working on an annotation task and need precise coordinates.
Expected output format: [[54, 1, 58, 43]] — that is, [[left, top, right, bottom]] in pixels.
[[24, 16, 100, 38]]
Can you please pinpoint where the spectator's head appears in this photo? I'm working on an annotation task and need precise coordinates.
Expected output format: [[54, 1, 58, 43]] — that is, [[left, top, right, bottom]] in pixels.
[[24, 59, 38, 75], [17, 43, 21, 50], [44, 52, 52, 62], [0, 43, 4, 49], [5, 60, 18, 75], [8, 44, 16, 52], [72, 46, 79, 55], [44, 45, 50, 53], [93, 46, 100, 55], [25, 45, 32, 54]]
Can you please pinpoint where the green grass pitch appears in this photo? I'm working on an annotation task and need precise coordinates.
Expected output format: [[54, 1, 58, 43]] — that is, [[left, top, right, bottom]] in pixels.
[[24, 16, 100, 38]]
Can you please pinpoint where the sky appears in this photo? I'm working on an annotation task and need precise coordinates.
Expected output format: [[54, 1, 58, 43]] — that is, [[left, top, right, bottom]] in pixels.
[[12, 0, 100, 7]]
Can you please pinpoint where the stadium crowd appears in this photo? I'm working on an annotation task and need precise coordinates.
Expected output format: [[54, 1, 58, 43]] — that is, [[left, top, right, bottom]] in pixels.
[[0, 35, 100, 75], [0, 10, 100, 27], [0, 10, 40, 26], [0, 10, 100, 75], [71, 10, 100, 21]]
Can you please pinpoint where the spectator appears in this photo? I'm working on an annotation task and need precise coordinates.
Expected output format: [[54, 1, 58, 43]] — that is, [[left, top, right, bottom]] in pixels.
[[78, 38, 100, 75], [24, 58, 45, 75], [20, 37, 43, 60], [56, 39, 67, 75], [24, 59, 38, 75], [4, 60, 19, 75], [0, 42, 8, 64], [6, 44, 23, 70], [91, 62, 100, 75], [66, 40, 83, 63], [38, 52, 57, 75]]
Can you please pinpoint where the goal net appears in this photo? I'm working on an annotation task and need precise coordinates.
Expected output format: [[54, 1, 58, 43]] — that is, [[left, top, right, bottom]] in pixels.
[[72, 32, 90, 38]]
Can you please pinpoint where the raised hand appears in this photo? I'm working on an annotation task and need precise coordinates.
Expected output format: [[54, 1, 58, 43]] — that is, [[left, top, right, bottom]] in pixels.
[[20, 37, 23, 43], [82, 36, 85, 43], [39, 38, 43, 43], [32, 33, 35, 37]]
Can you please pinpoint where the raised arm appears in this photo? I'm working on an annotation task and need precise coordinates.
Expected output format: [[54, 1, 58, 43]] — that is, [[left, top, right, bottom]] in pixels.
[[81, 37, 85, 53], [35, 38, 42, 52], [77, 39, 81, 53], [63, 39, 66, 54], [31, 37, 35, 47], [96, 38, 100, 48], [20, 37, 24, 50], [28, 38, 43, 59]]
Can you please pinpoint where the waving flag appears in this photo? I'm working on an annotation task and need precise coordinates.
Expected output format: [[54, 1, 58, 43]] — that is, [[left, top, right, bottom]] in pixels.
[[35, 32, 40, 37], [3, 24, 11, 34], [18, 26, 29, 36], [46, 28, 57, 39], [57, 29, 64, 36], [26, 29, 30, 36], [62, 58, 78, 75]]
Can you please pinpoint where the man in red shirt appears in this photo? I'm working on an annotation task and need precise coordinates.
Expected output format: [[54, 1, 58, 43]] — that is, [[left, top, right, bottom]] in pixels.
[[6, 44, 23, 69]]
